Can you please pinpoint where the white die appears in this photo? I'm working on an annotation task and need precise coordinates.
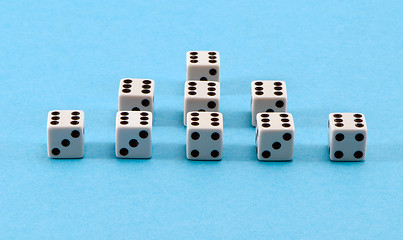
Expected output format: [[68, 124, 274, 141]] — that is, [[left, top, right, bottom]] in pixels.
[[183, 81, 220, 125], [256, 113, 294, 161], [251, 81, 287, 126], [186, 112, 223, 160], [118, 78, 154, 112], [328, 113, 367, 161], [47, 110, 85, 159], [116, 111, 153, 158], [186, 51, 220, 81]]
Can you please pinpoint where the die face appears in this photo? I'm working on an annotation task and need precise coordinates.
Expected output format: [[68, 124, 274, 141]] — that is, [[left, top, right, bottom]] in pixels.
[[251, 81, 287, 126], [116, 111, 152, 158], [187, 128, 223, 160], [47, 110, 84, 159], [328, 113, 367, 161], [186, 51, 220, 81], [186, 112, 223, 160], [118, 78, 154, 112], [184, 81, 220, 125], [256, 113, 294, 161]]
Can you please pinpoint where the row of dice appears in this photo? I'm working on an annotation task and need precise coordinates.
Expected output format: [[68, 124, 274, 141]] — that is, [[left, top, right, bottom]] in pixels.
[[185, 51, 223, 160], [251, 80, 367, 161], [47, 78, 156, 159], [46, 111, 366, 162]]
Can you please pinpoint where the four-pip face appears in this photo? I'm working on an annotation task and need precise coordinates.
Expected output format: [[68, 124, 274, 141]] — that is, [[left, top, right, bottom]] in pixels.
[[186, 112, 223, 160], [328, 113, 367, 161]]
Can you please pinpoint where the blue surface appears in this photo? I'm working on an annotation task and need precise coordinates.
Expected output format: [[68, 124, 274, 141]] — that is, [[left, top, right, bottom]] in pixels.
[[0, 1, 402, 239]]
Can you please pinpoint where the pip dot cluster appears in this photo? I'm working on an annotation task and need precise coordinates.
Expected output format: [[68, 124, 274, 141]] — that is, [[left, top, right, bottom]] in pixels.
[[47, 50, 367, 161]]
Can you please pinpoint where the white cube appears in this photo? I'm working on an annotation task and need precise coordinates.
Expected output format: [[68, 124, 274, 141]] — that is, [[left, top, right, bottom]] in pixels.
[[256, 113, 294, 161], [251, 80, 287, 126], [118, 78, 154, 112], [328, 113, 367, 161], [184, 81, 220, 125], [186, 112, 223, 160], [47, 110, 85, 159], [186, 51, 220, 81], [116, 111, 152, 158]]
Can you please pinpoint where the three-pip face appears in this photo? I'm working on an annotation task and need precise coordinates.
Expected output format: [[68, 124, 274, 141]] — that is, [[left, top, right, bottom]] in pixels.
[[47, 110, 85, 159], [116, 111, 153, 159]]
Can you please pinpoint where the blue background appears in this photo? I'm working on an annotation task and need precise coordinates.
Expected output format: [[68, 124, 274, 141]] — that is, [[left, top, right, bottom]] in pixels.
[[0, 1, 402, 239]]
